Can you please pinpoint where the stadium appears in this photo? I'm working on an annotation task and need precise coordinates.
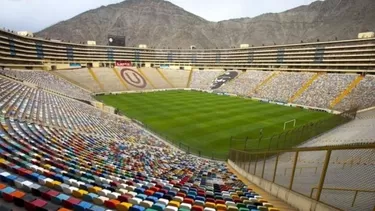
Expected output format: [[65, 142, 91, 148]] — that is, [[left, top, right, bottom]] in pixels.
[[0, 0, 375, 211]]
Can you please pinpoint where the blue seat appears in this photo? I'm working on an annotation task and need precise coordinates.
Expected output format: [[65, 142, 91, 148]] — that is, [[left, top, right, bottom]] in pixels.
[[153, 192, 163, 198], [135, 187, 145, 194], [130, 205, 146, 211], [5, 174, 17, 186], [74, 201, 93, 211], [83, 192, 98, 202], [30, 173, 41, 182], [87, 205, 106, 211], [1, 186, 15, 196], [146, 196, 158, 203], [52, 193, 70, 204], [136, 193, 147, 200]]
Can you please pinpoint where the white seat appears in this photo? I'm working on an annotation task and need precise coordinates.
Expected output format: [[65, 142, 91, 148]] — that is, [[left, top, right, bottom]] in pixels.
[[165, 206, 178, 211], [129, 197, 142, 205]]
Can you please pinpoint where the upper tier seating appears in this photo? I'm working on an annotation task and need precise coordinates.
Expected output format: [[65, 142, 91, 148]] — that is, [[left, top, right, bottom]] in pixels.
[[0, 69, 93, 101], [252, 72, 314, 103], [294, 73, 357, 109], [189, 70, 224, 90], [2, 69, 374, 111], [335, 75, 375, 111], [215, 71, 271, 96]]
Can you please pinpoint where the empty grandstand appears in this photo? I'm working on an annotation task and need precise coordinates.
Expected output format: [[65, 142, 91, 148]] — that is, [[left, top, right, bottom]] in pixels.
[[0, 3, 375, 210]]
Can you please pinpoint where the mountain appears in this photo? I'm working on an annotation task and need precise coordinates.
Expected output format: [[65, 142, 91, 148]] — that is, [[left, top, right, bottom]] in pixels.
[[36, 0, 375, 48]]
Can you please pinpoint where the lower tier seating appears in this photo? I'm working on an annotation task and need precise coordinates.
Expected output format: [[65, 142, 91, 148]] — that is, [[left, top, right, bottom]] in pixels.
[[0, 75, 280, 211]]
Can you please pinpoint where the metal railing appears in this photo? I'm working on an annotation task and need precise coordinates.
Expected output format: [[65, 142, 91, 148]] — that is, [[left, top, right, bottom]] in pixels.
[[309, 187, 375, 208], [229, 143, 375, 211]]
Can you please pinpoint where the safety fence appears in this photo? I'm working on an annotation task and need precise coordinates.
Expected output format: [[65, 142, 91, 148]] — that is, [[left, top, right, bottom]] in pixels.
[[228, 143, 375, 211]]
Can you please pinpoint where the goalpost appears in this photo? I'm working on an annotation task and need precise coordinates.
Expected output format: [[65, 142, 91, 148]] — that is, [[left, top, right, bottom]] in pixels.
[[283, 119, 297, 130]]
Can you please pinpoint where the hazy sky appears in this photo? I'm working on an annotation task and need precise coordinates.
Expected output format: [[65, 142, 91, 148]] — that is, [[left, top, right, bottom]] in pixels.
[[0, 0, 317, 32]]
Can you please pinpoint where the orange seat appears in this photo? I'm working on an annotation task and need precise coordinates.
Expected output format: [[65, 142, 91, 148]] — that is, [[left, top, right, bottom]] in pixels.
[[57, 208, 72, 211], [11, 190, 25, 198]]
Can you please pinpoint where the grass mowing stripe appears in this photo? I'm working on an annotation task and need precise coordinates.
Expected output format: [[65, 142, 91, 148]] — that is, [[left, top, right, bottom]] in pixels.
[[96, 90, 333, 159]]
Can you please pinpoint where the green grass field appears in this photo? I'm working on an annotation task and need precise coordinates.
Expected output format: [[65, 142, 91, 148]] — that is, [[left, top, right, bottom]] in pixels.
[[97, 90, 333, 158]]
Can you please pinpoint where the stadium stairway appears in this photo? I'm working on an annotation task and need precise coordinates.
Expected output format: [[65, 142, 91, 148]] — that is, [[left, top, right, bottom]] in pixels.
[[93, 68, 126, 92], [156, 68, 175, 88], [159, 69, 190, 88], [250, 72, 279, 95], [329, 75, 364, 108], [88, 68, 105, 92], [288, 72, 323, 103], [139, 68, 172, 89], [137, 67, 156, 89], [186, 69, 194, 88], [112, 67, 129, 90]]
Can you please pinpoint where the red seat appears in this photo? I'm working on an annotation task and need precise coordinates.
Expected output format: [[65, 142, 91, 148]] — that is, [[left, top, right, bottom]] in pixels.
[[118, 194, 132, 202], [183, 198, 194, 204], [177, 192, 186, 197], [63, 197, 81, 209], [216, 199, 225, 205], [145, 189, 154, 196], [42, 190, 59, 200], [192, 205, 204, 211], [150, 187, 160, 192], [105, 199, 120, 209], [25, 199, 48, 211]]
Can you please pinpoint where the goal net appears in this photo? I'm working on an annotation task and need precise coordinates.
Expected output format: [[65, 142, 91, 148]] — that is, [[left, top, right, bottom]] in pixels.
[[283, 119, 296, 130]]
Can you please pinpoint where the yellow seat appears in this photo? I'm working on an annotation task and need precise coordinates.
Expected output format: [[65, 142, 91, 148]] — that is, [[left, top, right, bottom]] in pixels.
[[216, 204, 227, 211], [116, 202, 133, 211], [72, 189, 88, 198], [43, 164, 51, 169], [205, 202, 216, 209], [89, 186, 102, 193], [53, 181, 62, 189], [45, 180, 55, 188], [168, 201, 180, 207]]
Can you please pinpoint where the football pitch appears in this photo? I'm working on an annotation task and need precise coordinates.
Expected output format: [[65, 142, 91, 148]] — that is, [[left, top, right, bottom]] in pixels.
[[97, 90, 332, 158]]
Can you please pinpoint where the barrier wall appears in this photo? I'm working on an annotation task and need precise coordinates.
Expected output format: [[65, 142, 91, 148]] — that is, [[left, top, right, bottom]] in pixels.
[[228, 143, 375, 211]]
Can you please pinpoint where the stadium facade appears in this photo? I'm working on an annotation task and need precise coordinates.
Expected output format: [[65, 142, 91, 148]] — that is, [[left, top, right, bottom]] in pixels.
[[0, 27, 374, 211], [1, 29, 375, 72]]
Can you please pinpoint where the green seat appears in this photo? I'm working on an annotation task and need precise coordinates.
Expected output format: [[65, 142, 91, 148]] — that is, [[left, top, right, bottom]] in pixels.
[[237, 203, 246, 208]]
